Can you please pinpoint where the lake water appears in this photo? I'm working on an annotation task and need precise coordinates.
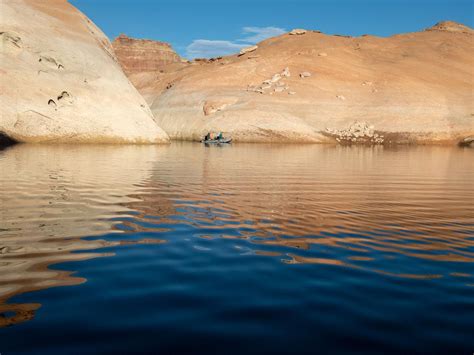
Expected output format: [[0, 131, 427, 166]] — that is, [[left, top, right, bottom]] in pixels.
[[0, 143, 473, 354]]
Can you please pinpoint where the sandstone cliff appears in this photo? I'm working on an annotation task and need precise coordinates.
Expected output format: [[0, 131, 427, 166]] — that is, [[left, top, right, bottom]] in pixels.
[[128, 21, 473, 144], [0, 0, 169, 144], [112, 34, 182, 76]]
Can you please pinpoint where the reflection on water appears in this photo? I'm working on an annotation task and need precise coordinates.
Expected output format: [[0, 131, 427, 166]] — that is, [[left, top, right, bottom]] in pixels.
[[0, 145, 168, 326], [0, 143, 473, 351]]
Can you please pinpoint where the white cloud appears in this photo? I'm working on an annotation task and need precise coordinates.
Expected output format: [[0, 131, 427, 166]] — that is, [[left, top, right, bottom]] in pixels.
[[186, 39, 246, 59], [185, 26, 286, 59], [239, 26, 286, 44]]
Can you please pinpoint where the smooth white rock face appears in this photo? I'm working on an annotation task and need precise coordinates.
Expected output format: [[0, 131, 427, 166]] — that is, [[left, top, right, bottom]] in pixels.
[[0, 0, 169, 143]]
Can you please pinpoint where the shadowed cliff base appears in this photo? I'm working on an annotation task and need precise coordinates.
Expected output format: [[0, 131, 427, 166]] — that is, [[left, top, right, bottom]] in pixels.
[[0, 132, 18, 148]]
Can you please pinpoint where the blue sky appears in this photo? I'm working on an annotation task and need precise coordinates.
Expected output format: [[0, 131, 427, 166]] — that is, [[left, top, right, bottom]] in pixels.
[[70, 0, 473, 59]]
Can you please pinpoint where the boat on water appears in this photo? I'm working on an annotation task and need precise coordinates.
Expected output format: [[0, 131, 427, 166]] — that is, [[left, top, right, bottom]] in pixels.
[[201, 138, 232, 144]]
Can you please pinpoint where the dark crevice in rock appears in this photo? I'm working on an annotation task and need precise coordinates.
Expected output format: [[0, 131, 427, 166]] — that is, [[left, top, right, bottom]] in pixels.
[[38, 55, 64, 70], [0, 31, 22, 48], [0, 132, 18, 148], [57, 91, 70, 101]]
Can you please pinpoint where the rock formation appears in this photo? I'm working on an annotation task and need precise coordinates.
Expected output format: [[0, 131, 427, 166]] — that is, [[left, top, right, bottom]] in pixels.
[[124, 22, 473, 144], [239, 45, 258, 56], [325, 121, 385, 145], [112, 34, 182, 76], [289, 29, 307, 35], [0, 0, 169, 144], [426, 20, 473, 34]]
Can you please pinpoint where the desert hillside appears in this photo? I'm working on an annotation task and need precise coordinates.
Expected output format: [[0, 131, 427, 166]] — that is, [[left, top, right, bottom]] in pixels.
[[124, 21, 474, 144], [0, 0, 169, 144], [112, 34, 183, 76]]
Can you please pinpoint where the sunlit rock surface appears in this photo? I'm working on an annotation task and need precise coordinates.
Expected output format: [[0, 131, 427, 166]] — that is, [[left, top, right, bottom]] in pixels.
[[126, 21, 473, 144], [112, 34, 182, 76], [0, 0, 169, 144]]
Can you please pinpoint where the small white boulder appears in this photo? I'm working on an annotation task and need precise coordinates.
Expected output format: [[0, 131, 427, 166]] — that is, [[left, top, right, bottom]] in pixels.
[[271, 73, 282, 83], [289, 29, 307, 35], [239, 45, 258, 56]]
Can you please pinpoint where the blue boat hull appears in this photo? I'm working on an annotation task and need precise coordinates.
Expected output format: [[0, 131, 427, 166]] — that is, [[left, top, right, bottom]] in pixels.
[[201, 138, 232, 144]]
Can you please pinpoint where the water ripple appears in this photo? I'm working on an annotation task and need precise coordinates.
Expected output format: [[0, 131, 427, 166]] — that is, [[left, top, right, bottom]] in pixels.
[[0, 143, 473, 353]]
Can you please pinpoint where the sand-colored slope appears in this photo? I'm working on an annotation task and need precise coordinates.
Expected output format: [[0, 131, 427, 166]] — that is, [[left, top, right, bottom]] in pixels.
[[130, 21, 473, 144], [0, 0, 169, 144]]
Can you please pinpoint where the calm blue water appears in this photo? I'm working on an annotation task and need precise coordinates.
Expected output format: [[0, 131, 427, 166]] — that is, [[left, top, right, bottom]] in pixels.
[[0, 143, 473, 354]]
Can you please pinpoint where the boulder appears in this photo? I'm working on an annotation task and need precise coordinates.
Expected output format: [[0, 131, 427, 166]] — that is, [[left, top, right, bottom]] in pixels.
[[459, 136, 474, 147], [0, 0, 169, 144], [426, 21, 473, 34], [289, 29, 307, 35], [326, 121, 383, 145], [239, 45, 258, 56], [271, 73, 282, 83], [203, 98, 238, 116]]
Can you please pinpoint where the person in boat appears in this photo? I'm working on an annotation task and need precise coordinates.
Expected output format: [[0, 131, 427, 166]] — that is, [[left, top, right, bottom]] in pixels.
[[216, 132, 223, 140], [204, 132, 211, 141]]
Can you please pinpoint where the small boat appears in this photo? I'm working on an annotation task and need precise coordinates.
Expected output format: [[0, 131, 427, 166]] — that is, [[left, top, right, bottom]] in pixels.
[[201, 138, 232, 144]]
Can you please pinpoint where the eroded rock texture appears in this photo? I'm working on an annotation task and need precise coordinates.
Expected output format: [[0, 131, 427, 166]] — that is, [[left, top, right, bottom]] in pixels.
[[112, 34, 182, 75], [0, 0, 169, 144]]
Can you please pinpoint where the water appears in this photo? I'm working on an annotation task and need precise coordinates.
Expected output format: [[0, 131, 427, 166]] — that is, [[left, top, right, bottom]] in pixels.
[[0, 143, 473, 354]]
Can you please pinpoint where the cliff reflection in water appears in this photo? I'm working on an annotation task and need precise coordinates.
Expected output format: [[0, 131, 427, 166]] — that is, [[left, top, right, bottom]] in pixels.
[[0, 143, 473, 327], [0, 145, 170, 326]]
